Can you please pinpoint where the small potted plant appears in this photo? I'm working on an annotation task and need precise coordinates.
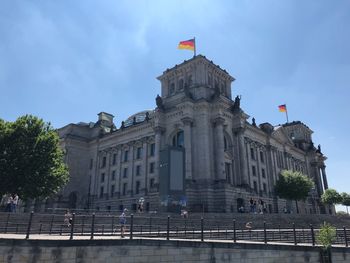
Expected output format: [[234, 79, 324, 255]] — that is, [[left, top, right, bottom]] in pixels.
[[317, 222, 336, 263]]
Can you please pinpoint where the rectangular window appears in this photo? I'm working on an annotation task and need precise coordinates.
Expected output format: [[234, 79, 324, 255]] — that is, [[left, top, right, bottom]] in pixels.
[[136, 165, 141, 176], [124, 150, 128, 162], [150, 143, 155, 156], [112, 153, 117, 165], [123, 183, 127, 196], [135, 181, 140, 194], [225, 163, 231, 183], [149, 162, 155, 174], [112, 170, 115, 180], [260, 151, 264, 163], [150, 178, 155, 188], [253, 181, 258, 193], [263, 183, 267, 193], [123, 168, 128, 178], [111, 185, 115, 197], [101, 173, 105, 183], [90, 159, 93, 170], [100, 186, 104, 198], [262, 168, 266, 178], [136, 147, 142, 159], [102, 156, 106, 168], [252, 166, 256, 176], [250, 148, 255, 160]]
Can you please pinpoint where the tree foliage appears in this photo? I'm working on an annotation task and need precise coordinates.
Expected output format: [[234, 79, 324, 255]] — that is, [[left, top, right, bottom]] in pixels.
[[321, 189, 342, 205], [317, 222, 336, 249], [341, 192, 350, 207], [275, 170, 314, 202], [0, 115, 69, 199]]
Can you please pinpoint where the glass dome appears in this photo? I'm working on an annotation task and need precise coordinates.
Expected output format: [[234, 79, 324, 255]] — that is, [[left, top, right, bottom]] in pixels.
[[124, 110, 153, 127]]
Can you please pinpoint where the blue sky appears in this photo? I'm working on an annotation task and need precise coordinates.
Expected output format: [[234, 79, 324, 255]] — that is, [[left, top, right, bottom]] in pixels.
[[1, 1, 349, 211]]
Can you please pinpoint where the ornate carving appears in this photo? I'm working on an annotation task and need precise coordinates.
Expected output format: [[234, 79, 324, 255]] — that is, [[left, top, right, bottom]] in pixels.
[[156, 95, 165, 110], [181, 117, 194, 126], [252, 117, 256, 126], [231, 95, 241, 113]]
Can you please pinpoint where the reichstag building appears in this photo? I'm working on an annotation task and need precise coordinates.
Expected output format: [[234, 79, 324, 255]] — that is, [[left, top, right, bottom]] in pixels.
[[56, 55, 330, 214]]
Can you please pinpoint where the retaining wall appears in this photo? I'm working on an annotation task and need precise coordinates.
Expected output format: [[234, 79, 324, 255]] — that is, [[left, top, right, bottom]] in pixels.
[[0, 238, 349, 263]]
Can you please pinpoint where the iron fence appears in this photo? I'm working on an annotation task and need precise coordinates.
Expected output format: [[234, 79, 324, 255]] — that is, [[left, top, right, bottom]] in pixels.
[[0, 212, 348, 247]]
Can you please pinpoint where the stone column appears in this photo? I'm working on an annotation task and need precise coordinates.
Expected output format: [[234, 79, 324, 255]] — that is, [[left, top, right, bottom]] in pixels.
[[181, 117, 193, 180], [142, 138, 149, 194], [321, 166, 328, 190], [313, 165, 323, 196], [214, 117, 225, 181], [154, 127, 165, 185], [129, 142, 135, 197], [239, 135, 249, 187]]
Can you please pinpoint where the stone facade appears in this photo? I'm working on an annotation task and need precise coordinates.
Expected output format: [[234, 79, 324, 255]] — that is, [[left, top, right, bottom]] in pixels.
[[1, 238, 349, 263], [55, 55, 331, 214]]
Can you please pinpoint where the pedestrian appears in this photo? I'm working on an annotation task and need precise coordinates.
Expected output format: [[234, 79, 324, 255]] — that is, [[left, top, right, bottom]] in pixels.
[[64, 209, 73, 227], [12, 194, 19, 213], [181, 209, 188, 218], [119, 208, 127, 238], [249, 198, 254, 213], [245, 222, 253, 231], [5, 194, 13, 212]]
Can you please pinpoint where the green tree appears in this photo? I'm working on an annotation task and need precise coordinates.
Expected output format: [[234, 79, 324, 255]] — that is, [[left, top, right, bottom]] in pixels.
[[341, 192, 350, 215], [0, 115, 69, 200], [275, 170, 314, 213], [317, 222, 336, 249], [321, 189, 342, 206]]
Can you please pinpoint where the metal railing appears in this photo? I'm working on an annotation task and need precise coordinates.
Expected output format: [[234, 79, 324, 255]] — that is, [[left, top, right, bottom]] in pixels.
[[0, 212, 348, 247]]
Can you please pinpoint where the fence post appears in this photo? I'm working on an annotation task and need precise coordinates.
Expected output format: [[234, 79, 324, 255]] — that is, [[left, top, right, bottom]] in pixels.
[[49, 215, 54, 235], [344, 226, 348, 247], [130, 214, 134, 240], [70, 213, 75, 240], [25, 211, 34, 239], [201, 217, 204, 242], [293, 223, 297, 245], [90, 213, 95, 240], [263, 221, 267, 244], [81, 216, 85, 235], [5, 213, 10, 233], [167, 215, 170, 240], [233, 219, 236, 243], [310, 224, 315, 246], [111, 216, 115, 236], [149, 215, 152, 234]]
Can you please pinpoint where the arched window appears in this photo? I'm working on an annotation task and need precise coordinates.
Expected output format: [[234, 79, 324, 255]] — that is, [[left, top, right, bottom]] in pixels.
[[178, 79, 184, 90], [224, 136, 228, 151], [172, 130, 184, 147], [188, 75, 192, 86], [169, 83, 175, 95]]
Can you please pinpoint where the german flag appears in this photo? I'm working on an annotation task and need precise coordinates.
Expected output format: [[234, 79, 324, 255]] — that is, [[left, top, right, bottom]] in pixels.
[[178, 39, 195, 51], [278, 104, 287, 112]]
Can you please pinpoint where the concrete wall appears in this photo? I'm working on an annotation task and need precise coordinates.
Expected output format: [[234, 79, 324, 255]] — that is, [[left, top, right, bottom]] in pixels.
[[0, 238, 349, 263]]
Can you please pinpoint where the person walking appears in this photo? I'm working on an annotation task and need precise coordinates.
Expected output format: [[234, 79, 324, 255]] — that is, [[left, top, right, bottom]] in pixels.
[[119, 209, 127, 238], [64, 209, 73, 227], [5, 194, 13, 212], [12, 194, 19, 213]]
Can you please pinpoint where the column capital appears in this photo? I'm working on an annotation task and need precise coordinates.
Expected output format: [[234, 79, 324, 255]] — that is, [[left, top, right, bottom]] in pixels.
[[153, 126, 166, 134], [181, 117, 194, 126], [232, 127, 246, 135], [212, 116, 225, 126]]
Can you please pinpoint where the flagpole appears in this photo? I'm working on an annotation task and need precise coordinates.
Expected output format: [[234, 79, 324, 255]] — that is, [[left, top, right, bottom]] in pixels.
[[193, 37, 196, 57], [285, 105, 289, 123]]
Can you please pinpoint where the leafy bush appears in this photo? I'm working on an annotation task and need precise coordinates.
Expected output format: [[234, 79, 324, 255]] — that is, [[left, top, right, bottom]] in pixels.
[[317, 222, 336, 249]]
